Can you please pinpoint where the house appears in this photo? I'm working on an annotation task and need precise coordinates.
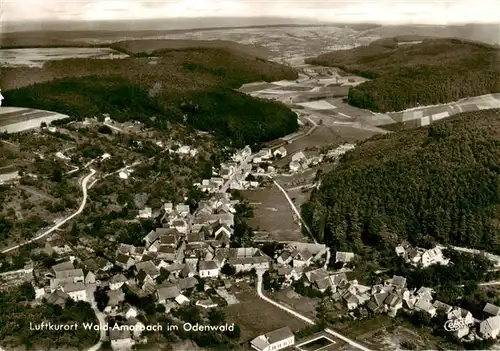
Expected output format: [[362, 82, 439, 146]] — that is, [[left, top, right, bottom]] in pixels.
[[335, 251, 354, 264], [407, 248, 421, 263], [291, 151, 306, 163], [388, 275, 407, 289], [160, 232, 181, 247], [109, 274, 128, 290], [250, 326, 294, 351], [196, 298, 218, 309], [61, 282, 87, 302], [50, 268, 85, 291], [116, 253, 135, 270], [277, 251, 293, 265], [110, 329, 135, 350], [343, 292, 360, 310], [125, 305, 138, 319], [385, 293, 403, 317], [171, 219, 188, 234], [156, 284, 181, 303], [484, 303, 500, 316], [199, 261, 220, 278], [481, 315, 500, 339], [433, 300, 453, 315], [105, 290, 125, 313], [51, 260, 74, 272], [85, 271, 96, 285], [273, 147, 287, 158], [136, 207, 152, 219], [289, 161, 300, 172], [175, 294, 190, 306], [292, 249, 313, 267], [181, 263, 197, 278], [163, 202, 174, 214], [45, 290, 71, 305], [135, 261, 160, 279], [124, 318, 145, 339], [178, 277, 198, 291], [414, 299, 437, 317], [395, 246, 406, 257], [213, 222, 232, 240], [421, 247, 449, 267], [367, 292, 388, 313]]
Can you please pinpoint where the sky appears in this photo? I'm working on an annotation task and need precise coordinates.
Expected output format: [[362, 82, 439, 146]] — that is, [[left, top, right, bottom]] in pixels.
[[2, 0, 499, 24]]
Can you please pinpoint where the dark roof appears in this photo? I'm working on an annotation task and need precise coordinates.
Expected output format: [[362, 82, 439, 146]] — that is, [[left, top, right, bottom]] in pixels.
[[177, 277, 198, 291]]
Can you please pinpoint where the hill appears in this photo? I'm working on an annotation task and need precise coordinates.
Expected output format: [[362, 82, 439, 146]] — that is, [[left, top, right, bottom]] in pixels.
[[302, 108, 500, 254], [306, 38, 500, 112], [1, 46, 299, 147]]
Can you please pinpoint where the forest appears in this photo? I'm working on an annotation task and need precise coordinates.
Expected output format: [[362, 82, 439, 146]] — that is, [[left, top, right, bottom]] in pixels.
[[2, 47, 299, 148], [303, 109, 500, 253], [306, 38, 500, 112]]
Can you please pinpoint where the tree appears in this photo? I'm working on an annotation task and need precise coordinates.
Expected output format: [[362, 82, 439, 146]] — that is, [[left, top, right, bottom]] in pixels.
[[94, 287, 110, 312], [17, 282, 35, 301], [221, 263, 236, 276]]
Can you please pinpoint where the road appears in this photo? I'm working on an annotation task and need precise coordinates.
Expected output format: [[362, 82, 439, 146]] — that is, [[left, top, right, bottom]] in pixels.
[[1, 169, 96, 254], [220, 153, 254, 193], [255, 270, 372, 351]]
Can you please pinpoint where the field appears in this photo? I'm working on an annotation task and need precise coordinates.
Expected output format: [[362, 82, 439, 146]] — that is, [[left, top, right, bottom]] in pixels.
[[243, 186, 304, 242], [270, 288, 318, 319], [224, 282, 307, 344], [331, 316, 449, 350], [0, 48, 128, 68]]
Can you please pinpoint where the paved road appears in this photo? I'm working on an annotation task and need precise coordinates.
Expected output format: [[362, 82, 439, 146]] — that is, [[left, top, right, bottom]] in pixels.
[[1, 169, 96, 254], [255, 271, 372, 351]]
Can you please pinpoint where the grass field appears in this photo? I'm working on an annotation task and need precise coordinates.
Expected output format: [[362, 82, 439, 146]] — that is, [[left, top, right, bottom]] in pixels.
[[224, 282, 307, 343], [243, 186, 303, 242]]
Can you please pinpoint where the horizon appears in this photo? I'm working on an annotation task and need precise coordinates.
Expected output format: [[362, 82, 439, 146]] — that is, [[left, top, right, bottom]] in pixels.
[[3, 1, 500, 25]]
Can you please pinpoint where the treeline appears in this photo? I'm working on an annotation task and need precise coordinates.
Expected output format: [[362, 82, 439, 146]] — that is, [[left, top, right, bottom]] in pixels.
[[303, 109, 500, 253], [306, 38, 500, 112], [3, 47, 298, 147]]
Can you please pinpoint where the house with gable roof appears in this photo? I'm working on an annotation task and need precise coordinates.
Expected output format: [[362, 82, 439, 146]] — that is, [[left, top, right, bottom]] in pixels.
[[250, 326, 294, 351]]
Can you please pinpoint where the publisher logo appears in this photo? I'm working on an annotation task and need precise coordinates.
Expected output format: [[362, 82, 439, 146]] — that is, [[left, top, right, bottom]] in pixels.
[[444, 318, 474, 331]]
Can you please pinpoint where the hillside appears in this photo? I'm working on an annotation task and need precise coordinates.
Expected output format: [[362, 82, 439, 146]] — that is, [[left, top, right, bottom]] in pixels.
[[306, 38, 500, 112], [303, 108, 500, 254], [1, 47, 299, 147]]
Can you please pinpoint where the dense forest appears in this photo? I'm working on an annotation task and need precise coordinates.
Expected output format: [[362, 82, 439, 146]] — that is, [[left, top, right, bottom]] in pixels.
[[306, 38, 500, 112], [302, 109, 500, 253], [2, 47, 298, 147]]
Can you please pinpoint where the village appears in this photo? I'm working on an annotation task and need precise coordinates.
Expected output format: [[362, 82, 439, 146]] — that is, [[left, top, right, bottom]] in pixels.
[[3, 132, 500, 351]]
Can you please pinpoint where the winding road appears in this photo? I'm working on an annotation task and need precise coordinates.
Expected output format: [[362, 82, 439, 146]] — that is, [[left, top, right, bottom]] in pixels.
[[255, 270, 371, 351], [1, 169, 96, 254]]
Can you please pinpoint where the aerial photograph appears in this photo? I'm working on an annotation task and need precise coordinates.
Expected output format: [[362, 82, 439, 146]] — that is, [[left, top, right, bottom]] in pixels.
[[1, 0, 500, 350]]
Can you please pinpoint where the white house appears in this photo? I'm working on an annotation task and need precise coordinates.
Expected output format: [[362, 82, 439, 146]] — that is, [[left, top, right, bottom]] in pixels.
[[61, 282, 87, 302], [250, 326, 295, 351], [199, 261, 219, 278], [109, 274, 128, 290], [289, 161, 301, 172], [125, 305, 138, 320], [273, 147, 287, 158], [0, 89, 4, 107], [421, 247, 449, 267], [136, 207, 152, 219], [480, 315, 500, 339]]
